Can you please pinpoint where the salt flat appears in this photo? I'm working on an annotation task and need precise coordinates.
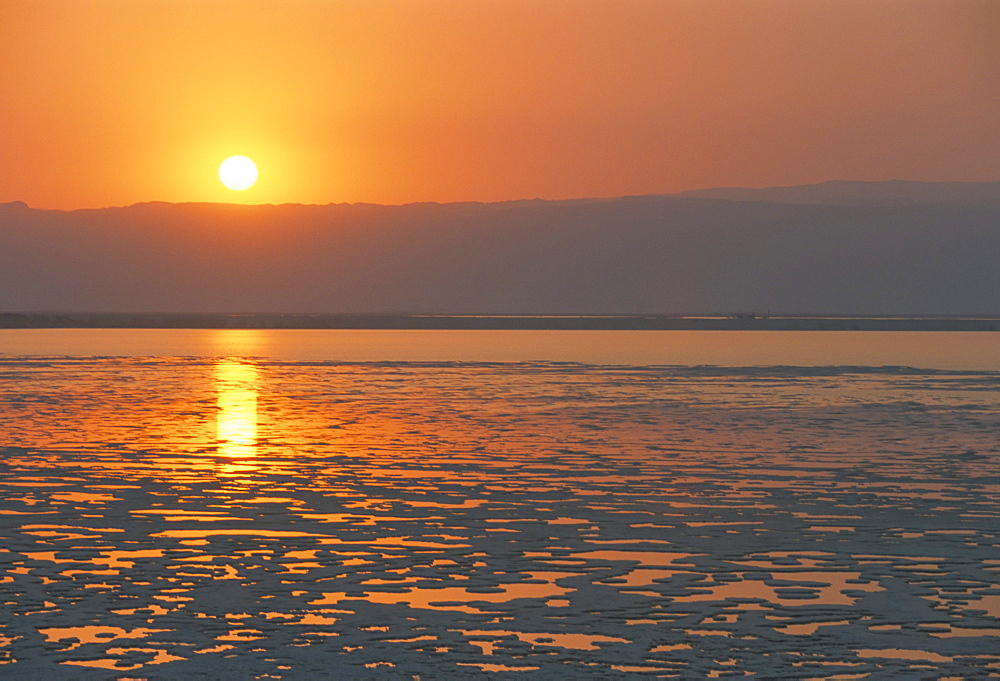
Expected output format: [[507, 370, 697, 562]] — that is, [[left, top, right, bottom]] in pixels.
[[1, 356, 998, 678]]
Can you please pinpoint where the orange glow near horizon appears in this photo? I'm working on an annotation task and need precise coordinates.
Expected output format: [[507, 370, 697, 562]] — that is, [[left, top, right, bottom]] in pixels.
[[1, 0, 998, 209]]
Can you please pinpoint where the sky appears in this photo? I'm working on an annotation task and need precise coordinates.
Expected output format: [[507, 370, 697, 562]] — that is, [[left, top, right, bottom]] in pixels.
[[1, 0, 998, 210]]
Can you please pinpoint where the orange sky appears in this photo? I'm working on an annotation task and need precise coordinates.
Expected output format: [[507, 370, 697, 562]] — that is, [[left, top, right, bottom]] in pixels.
[[2, 0, 998, 209]]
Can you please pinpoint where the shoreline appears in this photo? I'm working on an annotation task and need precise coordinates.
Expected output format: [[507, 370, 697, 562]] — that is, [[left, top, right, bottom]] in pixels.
[[2, 312, 1000, 331]]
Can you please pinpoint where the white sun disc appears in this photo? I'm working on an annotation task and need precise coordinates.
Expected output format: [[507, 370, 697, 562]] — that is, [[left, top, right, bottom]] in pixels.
[[219, 155, 258, 191]]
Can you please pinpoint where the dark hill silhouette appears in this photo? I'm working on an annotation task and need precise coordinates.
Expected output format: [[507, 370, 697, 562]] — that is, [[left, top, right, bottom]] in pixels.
[[674, 179, 1000, 205], [1, 180, 998, 314]]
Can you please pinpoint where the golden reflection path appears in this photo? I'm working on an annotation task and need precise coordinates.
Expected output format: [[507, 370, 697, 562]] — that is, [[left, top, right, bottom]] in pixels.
[[214, 360, 259, 473]]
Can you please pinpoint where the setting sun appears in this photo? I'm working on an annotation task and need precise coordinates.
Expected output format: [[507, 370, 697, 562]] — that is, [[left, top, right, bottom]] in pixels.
[[219, 155, 258, 191]]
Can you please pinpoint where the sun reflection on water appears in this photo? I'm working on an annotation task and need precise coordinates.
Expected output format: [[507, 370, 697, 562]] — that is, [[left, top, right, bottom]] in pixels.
[[215, 360, 259, 461]]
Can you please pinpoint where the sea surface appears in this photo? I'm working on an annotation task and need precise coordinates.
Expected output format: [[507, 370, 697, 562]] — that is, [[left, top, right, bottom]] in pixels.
[[1, 330, 998, 678]]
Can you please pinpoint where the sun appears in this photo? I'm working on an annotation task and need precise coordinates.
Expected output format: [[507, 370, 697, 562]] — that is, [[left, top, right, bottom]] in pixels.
[[219, 155, 258, 191]]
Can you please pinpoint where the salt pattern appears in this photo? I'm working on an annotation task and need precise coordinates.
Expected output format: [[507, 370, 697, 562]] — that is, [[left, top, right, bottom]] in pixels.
[[0, 357, 998, 677]]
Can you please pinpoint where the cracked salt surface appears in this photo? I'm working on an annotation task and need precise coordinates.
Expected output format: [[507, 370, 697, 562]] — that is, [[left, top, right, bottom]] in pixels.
[[0, 354, 999, 677]]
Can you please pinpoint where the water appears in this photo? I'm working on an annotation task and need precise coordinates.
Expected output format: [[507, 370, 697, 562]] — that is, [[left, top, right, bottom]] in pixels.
[[1, 330, 999, 677], [3, 327, 1000, 368]]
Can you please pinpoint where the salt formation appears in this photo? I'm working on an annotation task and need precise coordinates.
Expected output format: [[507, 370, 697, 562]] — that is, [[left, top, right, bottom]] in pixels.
[[0, 358, 998, 677]]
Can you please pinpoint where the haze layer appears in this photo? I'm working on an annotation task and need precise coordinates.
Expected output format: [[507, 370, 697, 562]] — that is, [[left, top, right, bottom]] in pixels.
[[3, 181, 999, 315]]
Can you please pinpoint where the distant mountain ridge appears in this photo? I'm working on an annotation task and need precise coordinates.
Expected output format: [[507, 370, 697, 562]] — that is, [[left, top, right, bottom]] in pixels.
[[673, 179, 1000, 205], [1, 180, 998, 315], [6, 178, 1000, 213]]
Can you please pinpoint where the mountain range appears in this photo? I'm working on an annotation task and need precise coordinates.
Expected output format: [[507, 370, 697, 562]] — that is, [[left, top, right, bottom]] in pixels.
[[2, 180, 999, 315]]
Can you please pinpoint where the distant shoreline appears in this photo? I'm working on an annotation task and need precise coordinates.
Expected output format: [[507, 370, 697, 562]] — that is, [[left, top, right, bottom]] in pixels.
[[2, 313, 999, 331]]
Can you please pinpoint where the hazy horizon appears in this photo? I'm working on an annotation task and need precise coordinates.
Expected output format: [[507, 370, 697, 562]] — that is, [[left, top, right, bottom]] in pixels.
[[3, 3, 998, 315], [4, 179, 999, 317], [4, 177, 1000, 213]]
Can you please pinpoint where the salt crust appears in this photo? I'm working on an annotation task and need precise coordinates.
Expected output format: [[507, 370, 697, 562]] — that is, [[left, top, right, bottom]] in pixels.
[[0, 358, 998, 677]]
